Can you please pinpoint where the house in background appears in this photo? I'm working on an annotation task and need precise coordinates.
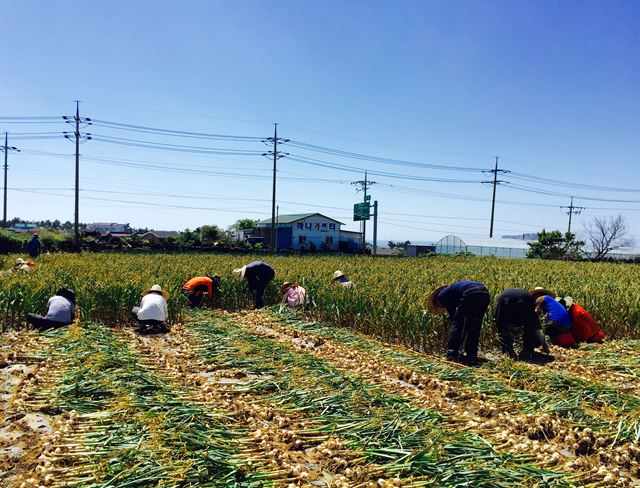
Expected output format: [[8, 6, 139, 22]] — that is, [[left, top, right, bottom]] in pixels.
[[140, 231, 180, 244], [86, 223, 128, 235], [255, 213, 361, 252]]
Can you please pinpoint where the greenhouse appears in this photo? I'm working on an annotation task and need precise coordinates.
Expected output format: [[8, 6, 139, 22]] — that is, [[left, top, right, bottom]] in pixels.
[[434, 235, 531, 258]]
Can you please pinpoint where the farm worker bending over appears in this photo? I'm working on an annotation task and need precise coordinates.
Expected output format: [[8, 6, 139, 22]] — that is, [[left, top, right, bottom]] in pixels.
[[233, 261, 275, 309], [27, 287, 75, 330], [557, 296, 606, 344], [427, 281, 490, 366], [12, 258, 35, 272], [132, 284, 169, 334], [331, 270, 354, 288], [280, 282, 309, 309], [182, 274, 220, 308], [494, 288, 549, 361], [26, 234, 41, 258], [534, 294, 576, 348]]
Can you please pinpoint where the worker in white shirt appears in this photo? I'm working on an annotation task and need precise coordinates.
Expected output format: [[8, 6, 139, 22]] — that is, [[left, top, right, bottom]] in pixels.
[[131, 284, 169, 334], [27, 287, 75, 330]]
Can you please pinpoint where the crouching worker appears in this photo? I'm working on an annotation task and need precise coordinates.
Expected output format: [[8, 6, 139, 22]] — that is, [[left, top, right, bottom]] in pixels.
[[280, 282, 309, 309], [534, 294, 576, 348], [427, 280, 490, 366], [494, 288, 550, 361], [182, 274, 220, 308], [233, 261, 275, 309], [27, 287, 75, 330], [132, 284, 169, 334], [557, 296, 606, 344]]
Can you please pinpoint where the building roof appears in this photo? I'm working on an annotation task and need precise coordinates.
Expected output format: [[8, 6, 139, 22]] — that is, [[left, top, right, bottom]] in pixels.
[[435, 234, 532, 250], [258, 213, 344, 225], [142, 231, 180, 239]]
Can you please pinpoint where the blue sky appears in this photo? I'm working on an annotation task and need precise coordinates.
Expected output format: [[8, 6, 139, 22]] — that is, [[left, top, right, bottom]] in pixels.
[[1, 0, 638, 244]]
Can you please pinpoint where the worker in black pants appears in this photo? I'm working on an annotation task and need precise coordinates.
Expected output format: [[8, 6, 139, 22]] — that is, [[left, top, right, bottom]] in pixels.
[[494, 288, 549, 361], [233, 261, 275, 309], [427, 281, 490, 366]]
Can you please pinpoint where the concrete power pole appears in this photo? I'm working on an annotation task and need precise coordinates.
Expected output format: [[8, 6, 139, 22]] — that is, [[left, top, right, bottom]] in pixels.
[[373, 200, 378, 255], [561, 196, 585, 234], [2, 133, 20, 228], [262, 123, 288, 251], [482, 156, 509, 238], [63, 102, 92, 251], [351, 171, 376, 252]]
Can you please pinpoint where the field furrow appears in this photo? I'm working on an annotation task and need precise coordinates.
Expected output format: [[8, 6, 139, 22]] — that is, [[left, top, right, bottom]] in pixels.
[[229, 309, 640, 486]]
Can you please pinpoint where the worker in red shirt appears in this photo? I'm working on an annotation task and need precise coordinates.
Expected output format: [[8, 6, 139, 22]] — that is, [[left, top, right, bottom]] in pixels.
[[182, 274, 220, 308], [557, 296, 606, 344]]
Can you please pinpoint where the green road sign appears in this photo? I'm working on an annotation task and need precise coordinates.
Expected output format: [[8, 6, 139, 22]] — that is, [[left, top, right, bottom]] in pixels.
[[364, 195, 371, 202], [353, 202, 370, 221]]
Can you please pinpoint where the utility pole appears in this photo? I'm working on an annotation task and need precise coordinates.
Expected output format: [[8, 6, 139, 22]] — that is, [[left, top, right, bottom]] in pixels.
[[373, 200, 378, 255], [63, 101, 92, 250], [351, 171, 376, 252], [2, 133, 20, 228], [561, 196, 585, 234], [262, 123, 288, 251], [482, 156, 509, 238]]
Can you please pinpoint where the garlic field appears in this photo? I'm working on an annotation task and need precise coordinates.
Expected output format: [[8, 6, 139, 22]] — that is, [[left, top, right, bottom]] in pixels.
[[1, 253, 640, 487], [2, 309, 640, 487]]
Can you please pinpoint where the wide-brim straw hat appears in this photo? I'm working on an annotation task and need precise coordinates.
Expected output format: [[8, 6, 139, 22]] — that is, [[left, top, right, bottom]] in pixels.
[[233, 265, 247, 280], [332, 270, 347, 282], [556, 296, 574, 309], [280, 281, 293, 295], [142, 284, 169, 299], [530, 286, 556, 299], [427, 285, 448, 314]]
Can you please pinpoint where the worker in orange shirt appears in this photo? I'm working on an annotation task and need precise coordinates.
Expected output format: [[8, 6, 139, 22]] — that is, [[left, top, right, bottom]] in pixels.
[[557, 296, 606, 344], [182, 274, 220, 308]]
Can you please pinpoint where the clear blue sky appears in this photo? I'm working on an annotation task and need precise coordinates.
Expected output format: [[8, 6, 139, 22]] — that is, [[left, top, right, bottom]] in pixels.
[[1, 0, 638, 245]]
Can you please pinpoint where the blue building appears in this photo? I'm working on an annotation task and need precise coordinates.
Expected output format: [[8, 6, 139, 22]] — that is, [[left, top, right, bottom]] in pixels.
[[256, 213, 361, 252]]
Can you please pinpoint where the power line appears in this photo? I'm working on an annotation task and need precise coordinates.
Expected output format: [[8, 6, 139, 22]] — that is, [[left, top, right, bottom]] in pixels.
[[90, 119, 263, 141]]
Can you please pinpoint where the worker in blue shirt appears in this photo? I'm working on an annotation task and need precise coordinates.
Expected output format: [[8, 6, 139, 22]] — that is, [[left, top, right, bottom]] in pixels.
[[427, 280, 490, 365], [535, 294, 576, 347], [26, 234, 41, 258]]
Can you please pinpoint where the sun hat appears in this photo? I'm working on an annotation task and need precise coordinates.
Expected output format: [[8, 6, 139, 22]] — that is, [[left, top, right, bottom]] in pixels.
[[530, 287, 556, 299], [232, 265, 247, 280], [280, 281, 293, 295], [142, 284, 169, 299], [556, 296, 574, 309], [427, 285, 448, 314], [332, 270, 347, 282]]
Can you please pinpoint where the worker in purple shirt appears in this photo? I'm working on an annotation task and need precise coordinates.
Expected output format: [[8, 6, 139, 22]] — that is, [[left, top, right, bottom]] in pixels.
[[427, 280, 490, 365], [27, 287, 75, 330], [233, 261, 275, 309]]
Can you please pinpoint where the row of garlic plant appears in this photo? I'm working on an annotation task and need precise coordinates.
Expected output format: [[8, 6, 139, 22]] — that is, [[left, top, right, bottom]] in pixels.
[[1, 252, 638, 348], [35, 323, 273, 487], [272, 310, 640, 444], [188, 313, 571, 486]]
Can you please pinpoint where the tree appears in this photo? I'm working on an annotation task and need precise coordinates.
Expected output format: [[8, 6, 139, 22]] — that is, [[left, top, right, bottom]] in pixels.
[[199, 225, 225, 245], [527, 230, 585, 260], [230, 218, 259, 231], [387, 240, 411, 256], [584, 215, 633, 261]]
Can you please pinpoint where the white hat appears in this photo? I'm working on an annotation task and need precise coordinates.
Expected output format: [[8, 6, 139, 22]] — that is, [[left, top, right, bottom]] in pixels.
[[233, 265, 247, 280], [142, 284, 169, 299], [332, 270, 346, 281], [15, 258, 26, 265], [556, 296, 574, 309]]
